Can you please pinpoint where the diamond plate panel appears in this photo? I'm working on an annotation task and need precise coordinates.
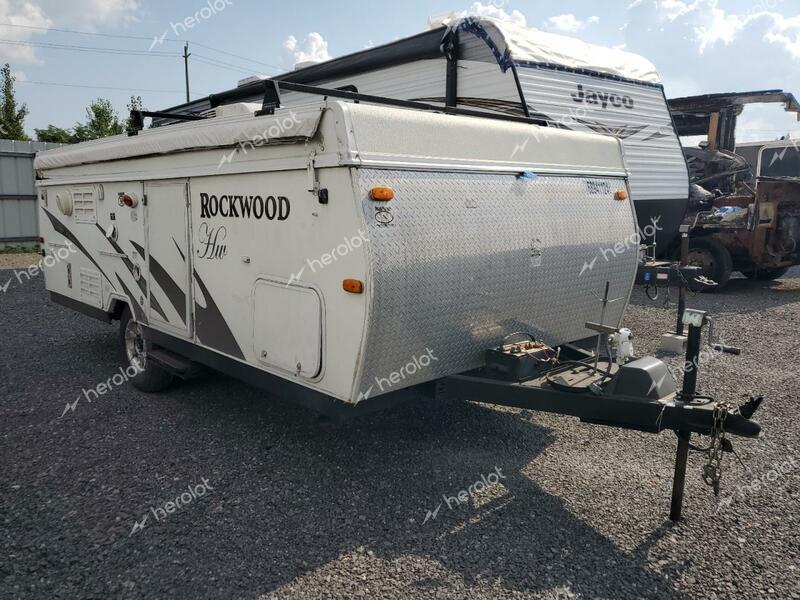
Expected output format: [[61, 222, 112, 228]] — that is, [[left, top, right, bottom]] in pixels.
[[354, 169, 638, 398]]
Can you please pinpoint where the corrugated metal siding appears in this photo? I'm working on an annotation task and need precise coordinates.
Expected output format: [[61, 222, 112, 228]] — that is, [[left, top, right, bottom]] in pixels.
[[515, 67, 689, 202], [0, 139, 64, 247]]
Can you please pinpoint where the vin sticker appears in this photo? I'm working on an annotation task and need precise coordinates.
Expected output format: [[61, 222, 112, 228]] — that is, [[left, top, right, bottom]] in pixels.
[[586, 180, 612, 196]]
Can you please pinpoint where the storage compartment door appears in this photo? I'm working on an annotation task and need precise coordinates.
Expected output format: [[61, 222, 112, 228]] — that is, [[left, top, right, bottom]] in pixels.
[[253, 280, 323, 379]]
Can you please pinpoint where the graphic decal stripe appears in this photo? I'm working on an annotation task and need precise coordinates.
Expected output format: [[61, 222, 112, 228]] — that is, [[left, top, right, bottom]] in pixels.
[[95, 224, 147, 297], [193, 270, 244, 359], [130, 240, 186, 324], [41, 208, 115, 289], [168, 239, 243, 359], [149, 292, 169, 323], [115, 274, 146, 324], [171, 237, 185, 262]]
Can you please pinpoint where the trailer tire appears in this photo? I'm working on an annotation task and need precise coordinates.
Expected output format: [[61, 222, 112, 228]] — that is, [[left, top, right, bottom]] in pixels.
[[742, 267, 789, 281], [119, 307, 174, 393], [688, 237, 733, 290]]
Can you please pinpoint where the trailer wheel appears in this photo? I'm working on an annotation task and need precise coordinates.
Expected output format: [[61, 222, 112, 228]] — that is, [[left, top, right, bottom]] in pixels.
[[119, 306, 174, 393], [688, 238, 733, 290], [742, 267, 789, 281]]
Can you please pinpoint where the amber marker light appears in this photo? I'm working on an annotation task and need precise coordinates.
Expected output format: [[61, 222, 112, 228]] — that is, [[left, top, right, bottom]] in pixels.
[[615, 190, 629, 201], [369, 187, 394, 201], [343, 279, 364, 294]]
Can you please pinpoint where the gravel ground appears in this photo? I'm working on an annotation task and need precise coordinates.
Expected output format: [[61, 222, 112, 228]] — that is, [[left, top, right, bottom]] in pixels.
[[0, 253, 40, 270], [1, 269, 798, 599]]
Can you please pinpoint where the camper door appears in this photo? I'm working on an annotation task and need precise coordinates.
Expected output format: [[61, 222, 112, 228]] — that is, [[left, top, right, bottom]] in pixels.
[[143, 180, 193, 338]]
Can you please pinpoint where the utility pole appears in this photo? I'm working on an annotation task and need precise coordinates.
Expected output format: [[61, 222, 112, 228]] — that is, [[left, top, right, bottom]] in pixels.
[[183, 42, 191, 102]]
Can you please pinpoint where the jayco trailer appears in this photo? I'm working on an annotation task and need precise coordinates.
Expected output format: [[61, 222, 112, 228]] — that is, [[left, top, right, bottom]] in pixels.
[[157, 16, 690, 253], [37, 80, 763, 520]]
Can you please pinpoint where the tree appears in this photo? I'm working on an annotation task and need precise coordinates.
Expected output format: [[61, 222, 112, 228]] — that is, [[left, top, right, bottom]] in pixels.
[[71, 98, 124, 142], [0, 63, 30, 140], [34, 125, 74, 144], [34, 97, 137, 144], [126, 95, 144, 132]]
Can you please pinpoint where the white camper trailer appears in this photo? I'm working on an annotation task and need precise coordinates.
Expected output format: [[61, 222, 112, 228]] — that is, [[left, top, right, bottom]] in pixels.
[[159, 16, 690, 253], [37, 83, 764, 521], [37, 93, 640, 410]]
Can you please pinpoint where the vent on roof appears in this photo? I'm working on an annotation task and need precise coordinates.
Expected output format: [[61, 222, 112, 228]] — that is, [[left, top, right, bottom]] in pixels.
[[294, 61, 320, 70], [202, 103, 261, 119], [238, 75, 267, 87]]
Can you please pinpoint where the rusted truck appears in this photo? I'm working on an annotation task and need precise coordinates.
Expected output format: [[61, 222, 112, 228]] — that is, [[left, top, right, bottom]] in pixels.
[[668, 90, 800, 288]]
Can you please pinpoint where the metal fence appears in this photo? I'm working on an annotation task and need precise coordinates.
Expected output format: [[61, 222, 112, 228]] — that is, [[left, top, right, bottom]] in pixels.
[[0, 139, 65, 248]]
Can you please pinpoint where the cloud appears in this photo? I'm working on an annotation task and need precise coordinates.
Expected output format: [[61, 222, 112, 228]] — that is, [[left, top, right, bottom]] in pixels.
[[0, 0, 140, 64], [38, 0, 140, 28], [0, 0, 53, 63], [283, 32, 331, 65], [763, 14, 800, 59], [544, 13, 600, 33], [429, 2, 528, 29], [644, 0, 800, 56], [625, 0, 800, 140]]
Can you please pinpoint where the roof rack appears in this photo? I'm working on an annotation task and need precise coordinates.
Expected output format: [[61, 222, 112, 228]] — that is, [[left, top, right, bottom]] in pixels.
[[129, 78, 547, 134], [127, 110, 205, 136]]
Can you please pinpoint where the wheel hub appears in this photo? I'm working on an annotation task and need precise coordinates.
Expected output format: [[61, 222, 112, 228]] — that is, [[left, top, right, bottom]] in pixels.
[[688, 249, 715, 277], [124, 320, 147, 370]]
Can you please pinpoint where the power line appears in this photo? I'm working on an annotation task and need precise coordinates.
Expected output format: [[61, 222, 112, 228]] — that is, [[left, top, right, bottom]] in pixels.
[[193, 56, 254, 77], [0, 38, 177, 57], [17, 80, 197, 95], [0, 21, 180, 42], [187, 40, 281, 71], [0, 21, 284, 71], [193, 52, 266, 75]]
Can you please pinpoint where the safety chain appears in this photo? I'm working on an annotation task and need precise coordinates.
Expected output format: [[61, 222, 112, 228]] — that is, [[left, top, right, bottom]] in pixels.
[[702, 401, 734, 495]]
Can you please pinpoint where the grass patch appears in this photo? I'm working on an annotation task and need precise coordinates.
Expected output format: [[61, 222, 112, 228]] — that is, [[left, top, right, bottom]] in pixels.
[[0, 245, 40, 255]]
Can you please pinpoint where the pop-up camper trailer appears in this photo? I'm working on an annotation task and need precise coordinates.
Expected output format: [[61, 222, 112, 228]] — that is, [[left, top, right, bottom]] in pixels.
[[36, 96, 639, 407], [156, 16, 690, 253], [35, 21, 763, 521]]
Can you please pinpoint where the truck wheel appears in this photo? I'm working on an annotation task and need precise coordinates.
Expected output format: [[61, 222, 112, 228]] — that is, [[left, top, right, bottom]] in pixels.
[[119, 306, 174, 393], [688, 238, 733, 290], [742, 266, 789, 280]]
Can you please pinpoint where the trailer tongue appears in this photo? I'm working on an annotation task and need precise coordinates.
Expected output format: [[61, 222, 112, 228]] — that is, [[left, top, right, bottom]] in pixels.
[[437, 302, 762, 521]]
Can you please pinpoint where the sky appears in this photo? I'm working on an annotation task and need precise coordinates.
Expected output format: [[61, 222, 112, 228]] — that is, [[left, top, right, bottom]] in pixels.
[[1, 0, 799, 141]]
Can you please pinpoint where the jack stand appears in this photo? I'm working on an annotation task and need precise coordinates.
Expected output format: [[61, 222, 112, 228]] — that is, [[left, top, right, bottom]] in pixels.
[[590, 281, 623, 371], [669, 308, 705, 521], [660, 226, 691, 354]]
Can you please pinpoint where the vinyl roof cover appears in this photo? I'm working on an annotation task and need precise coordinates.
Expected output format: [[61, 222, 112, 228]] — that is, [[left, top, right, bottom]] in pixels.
[[441, 16, 661, 84]]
